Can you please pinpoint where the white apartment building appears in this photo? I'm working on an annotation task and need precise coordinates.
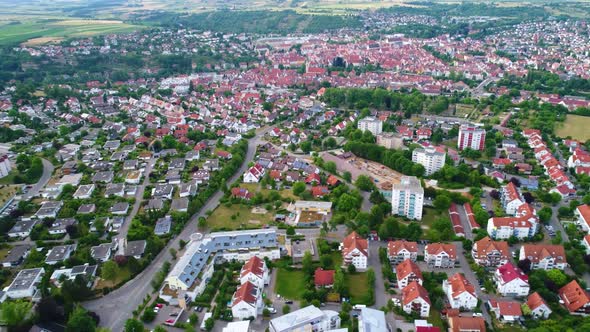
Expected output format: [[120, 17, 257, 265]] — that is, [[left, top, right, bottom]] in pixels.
[[357, 116, 383, 136], [391, 176, 424, 220], [269, 305, 341, 332], [412, 147, 446, 176]]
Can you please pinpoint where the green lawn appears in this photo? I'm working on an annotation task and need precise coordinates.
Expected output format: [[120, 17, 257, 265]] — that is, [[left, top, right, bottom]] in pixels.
[[0, 171, 20, 185], [95, 265, 132, 290], [419, 207, 445, 230], [344, 272, 369, 304], [275, 269, 307, 300], [207, 204, 274, 231], [428, 309, 445, 329]]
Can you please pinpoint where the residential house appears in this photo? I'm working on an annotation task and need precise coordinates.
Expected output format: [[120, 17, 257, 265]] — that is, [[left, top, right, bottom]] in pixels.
[[559, 280, 590, 315], [46, 244, 77, 265], [447, 317, 486, 332], [124, 240, 147, 259], [472, 236, 510, 267], [240, 256, 269, 289], [341, 231, 368, 271], [527, 292, 552, 319], [401, 281, 431, 318], [5, 268, 44, 299], [489, 300, 522, 323], [395, 259, 423, 289], [314, 268, 335, 288], [519, 244, 567, 270], [443, 273, 478, 310], [424, 243, 457, 268], [244, 164, 266, 183], [231, 281, 263, 320], [91, 243, 113, 263], [2, 245, 31, 267], [494, 262, 529, 297], [387, 240, 418, 265]]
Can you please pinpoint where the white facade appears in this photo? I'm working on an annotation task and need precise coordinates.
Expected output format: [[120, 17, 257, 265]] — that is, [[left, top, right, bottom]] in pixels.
[[442, 275, 478, 310], [0, 155, 11, 178], [412, 147, 446, 176], [269, 305, 341, 332], [357, 116, 383, 136], [402, 296, 430, 318], [5, 268, 44, 299], [231, 282, 263, 320], [343, 247, 368, 270], [391, 176, 424, 220]]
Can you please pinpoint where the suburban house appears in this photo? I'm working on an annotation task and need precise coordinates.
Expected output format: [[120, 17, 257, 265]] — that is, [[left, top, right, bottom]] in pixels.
[[314, 268, 335, 288], [519, 244, 567, 270], [340, 231, 368, 271], [501, 182, 525, 215], [472, 236, 510, 267], [401, 281, 431, 318], [387, 240, 418, 265], [443, 273, 478, 310], [493, 262, 530, 297], [559, 280, 590, 315], [5, 268, 45, 299], [489, 300, 523, 323], [527, 292, 552, 319], [243, 163, 266, 183], [231, 281, 263, 320], [239, 256, 269, 289], [2, 245, 31, 268], [45, 244, 77, 265], [90, 243, 113, 263], [424, 243, 457, 268], [487, 203, 539, 240], [268, 305, 341, 332], [575, 204, 590, 233], [447, 316, 486, 332], [395, 258, 423, 289]]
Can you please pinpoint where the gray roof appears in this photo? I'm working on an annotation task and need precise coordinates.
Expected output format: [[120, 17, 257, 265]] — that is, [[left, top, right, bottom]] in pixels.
[[125, 240, 146, 257], [9, 220, 37, 235], [360, 307, 387, 332], [154, 216, 172, 235], [91, 243, 112, 260], [110, 202, 129, 213], [3, 245, 31, 265], [77, 204, 96, 214], [6, 268, 44, 292], [46, 245, 76, 263], [171, 198, 189, 211]]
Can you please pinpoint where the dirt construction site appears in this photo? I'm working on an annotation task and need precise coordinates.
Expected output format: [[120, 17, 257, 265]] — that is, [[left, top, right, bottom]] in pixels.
[[321, 151, 402, 191]]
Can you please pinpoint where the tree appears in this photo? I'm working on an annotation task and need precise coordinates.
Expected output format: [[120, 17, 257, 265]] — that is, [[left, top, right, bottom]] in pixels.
[[301, 141, 312, 154], [1, 300, 32, 328], [101, 261, 119, 281], [433, 194, 451, 211], [518, 259, 532, 274], [355, 175, 374, 192], [141, 308, 156, 322], [302, 251, 314, 276], [262, 308, 271, 317], [337, 193, 359, 212], [538, 207, 553, 223], [546, 269, 568, 288], [333, 268, 344, 293], [342, 171, 352, 182], [293, 182, 306, 196], [324, 161, 337, 173], [205, 317, 214, 331], [282, 304, 291, 314], [320, 254, 333, 269], [66, 306, 96, 332], [347, 264, 356, 273], [286, 226, 295, 236], [125, 319, 144, 332]]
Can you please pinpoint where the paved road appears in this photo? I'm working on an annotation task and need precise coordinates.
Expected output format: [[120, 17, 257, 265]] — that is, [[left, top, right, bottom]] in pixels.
[[116, 158, 156, 255], [453, 241, 492, 324], [84, 127, 271, 331], [22, 158, 54, 200]]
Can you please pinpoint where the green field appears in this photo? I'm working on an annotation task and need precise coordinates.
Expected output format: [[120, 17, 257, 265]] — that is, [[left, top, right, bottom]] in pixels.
[[275, 268, 307, 300], [556, 114, 590, 141], [0, 20, 141, 46], [206, 203, 274, 231], [344, 272, 369, 304]]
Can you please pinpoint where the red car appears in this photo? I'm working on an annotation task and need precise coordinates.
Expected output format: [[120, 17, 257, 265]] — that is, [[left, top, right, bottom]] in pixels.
[[165, 319, 175, 324], [155, 303, 164, 308]]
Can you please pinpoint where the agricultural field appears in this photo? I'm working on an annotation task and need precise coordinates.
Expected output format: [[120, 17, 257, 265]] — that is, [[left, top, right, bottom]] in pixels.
[[556, 114, 590, 141], [0, 19, 141, 46]]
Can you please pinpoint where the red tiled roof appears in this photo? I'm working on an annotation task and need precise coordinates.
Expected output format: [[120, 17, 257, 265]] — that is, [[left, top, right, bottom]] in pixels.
[[232, 281, 258, 306], [402, 281, 431, 306], [497, 262, 528, 283], [559, 280, 590, 312], [527, 292, 548, 311], [240, 256, 264, 280], [314, 268, 335, 287], [342, 231, 368, 258]]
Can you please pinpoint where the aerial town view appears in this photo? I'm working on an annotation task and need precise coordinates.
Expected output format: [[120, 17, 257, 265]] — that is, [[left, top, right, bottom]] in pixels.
[[3, 0, 590, 332]]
